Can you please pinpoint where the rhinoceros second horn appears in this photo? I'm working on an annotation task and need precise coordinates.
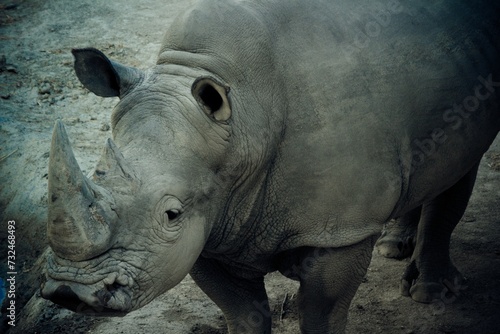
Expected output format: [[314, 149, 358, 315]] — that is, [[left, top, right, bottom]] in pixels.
[[93, 138, 139, 186]]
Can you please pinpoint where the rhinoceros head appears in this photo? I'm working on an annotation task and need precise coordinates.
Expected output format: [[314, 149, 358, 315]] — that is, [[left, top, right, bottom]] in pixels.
[[41, 48, 234, 315]]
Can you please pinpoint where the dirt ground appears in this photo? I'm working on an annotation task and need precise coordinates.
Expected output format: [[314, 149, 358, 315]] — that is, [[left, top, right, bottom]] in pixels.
[[0, 0, 499, 333]]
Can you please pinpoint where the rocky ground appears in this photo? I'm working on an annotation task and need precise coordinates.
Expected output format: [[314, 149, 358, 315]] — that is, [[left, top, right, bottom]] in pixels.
[[1, 0, 499, 333]]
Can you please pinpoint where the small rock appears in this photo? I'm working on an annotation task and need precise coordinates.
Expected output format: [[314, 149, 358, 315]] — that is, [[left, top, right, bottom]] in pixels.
[[100, 123, 110, 131], [39, 82, 52, 95], [0, 54, 17, 73], [78, 114, 92, 122], [65, 117, 80, 125], [462, 215, 476, 223], [3, 4, 19, 10], [6, 64, 17, 73]]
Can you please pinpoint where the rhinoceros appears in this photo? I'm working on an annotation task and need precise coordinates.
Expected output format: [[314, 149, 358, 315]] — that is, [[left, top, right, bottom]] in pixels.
[[41, 0, 499, 332]]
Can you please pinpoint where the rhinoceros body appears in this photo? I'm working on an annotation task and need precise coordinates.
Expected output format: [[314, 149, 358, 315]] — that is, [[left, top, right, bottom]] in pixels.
[[41, 0, 499, 333]]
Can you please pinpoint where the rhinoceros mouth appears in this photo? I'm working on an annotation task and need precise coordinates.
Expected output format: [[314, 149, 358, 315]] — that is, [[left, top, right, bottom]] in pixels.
[[41, 279, 131, 316], [41, 252, 136, 315]]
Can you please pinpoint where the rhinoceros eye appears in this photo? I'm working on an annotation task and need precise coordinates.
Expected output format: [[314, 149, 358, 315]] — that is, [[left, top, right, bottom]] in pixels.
[[165, 209, 181, 221], [156, 196, 183, 225]]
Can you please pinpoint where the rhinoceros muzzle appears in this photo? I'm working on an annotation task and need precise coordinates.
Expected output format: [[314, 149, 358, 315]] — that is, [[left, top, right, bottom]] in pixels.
[[41, 278, 131, 316], [41, 250, 136, 315]]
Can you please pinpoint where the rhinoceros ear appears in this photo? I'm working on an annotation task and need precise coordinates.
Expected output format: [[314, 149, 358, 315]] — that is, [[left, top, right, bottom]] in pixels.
[[72, 48, 143, 98], [192, 77, 231, 122]]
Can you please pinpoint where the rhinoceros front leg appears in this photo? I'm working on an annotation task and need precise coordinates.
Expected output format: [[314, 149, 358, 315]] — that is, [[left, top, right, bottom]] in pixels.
[[279, 236, 376, 334], [401, 162, 480, 303], [190, 256, 271, 334]]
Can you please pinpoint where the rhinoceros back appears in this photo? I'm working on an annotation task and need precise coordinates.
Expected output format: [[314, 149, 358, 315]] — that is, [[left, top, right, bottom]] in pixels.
[[261, 0, 500, 219], [157, 0, 499, 247]]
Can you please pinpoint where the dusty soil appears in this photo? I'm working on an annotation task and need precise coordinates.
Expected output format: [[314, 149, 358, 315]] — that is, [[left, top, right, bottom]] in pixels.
[[1, 0, 499, 333]]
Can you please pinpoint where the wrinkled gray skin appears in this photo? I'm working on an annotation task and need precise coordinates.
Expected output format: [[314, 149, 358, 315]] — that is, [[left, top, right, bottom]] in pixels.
[[41, 0, 500, 333]]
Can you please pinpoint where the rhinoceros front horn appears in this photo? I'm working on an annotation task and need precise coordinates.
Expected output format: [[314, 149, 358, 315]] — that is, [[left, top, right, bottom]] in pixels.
[[48, 120, 117, 261]]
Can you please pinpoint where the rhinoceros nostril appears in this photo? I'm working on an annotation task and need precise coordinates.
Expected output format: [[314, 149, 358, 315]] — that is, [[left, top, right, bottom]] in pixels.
[[96, 287, 113, 304], [397, 241, 404, 252], [49, 285, 86, 312]]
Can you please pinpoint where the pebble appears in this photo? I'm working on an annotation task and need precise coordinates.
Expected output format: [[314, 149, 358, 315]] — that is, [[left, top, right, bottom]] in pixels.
[[65, 117, 80, 125], [39, 82, 52, 95]]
